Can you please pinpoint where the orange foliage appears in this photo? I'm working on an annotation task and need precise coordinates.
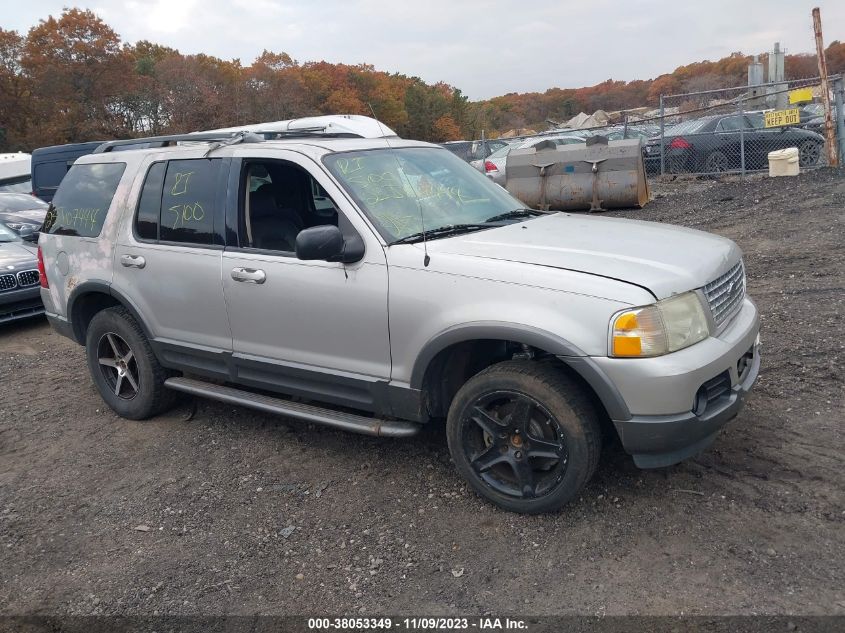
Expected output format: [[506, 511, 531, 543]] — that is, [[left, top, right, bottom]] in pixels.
[[1, 7, 844, 151]]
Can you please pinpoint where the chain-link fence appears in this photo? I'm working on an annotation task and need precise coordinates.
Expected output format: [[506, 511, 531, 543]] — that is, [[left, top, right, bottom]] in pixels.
[[648, 76, 843, 176], [487, 75, 844, 181]]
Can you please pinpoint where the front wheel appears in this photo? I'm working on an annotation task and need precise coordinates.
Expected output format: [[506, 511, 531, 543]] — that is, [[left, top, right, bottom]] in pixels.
[[85, 306, 178, 420], [798, 140, 821, 167], [446, 361, 602, 514]]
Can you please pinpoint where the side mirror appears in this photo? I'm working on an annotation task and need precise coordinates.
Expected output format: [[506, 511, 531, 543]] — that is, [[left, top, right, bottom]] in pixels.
[[295, 224, 364, 263], [295, 225, 343, 261]]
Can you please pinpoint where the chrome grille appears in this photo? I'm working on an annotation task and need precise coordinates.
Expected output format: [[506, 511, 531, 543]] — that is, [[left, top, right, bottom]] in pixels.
[[0, 273, 17, 291], [16, 270, 39, 287], [703, 260, 745, 328]]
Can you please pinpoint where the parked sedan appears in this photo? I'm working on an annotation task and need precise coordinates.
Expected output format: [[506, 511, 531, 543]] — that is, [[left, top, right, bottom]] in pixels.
[[471, 135, 588, 185], [643, 113, 825, 174], [0, 223, 43, 324], [0, 192, 49, 241]]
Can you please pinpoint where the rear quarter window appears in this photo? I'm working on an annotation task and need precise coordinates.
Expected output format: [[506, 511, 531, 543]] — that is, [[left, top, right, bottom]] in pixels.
[[43, 162, 126, 237]]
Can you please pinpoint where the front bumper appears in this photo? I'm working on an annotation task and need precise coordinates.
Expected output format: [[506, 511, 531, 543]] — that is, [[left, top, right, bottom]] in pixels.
[[592, 297, 761, 468], [0, 286, 44, 324]]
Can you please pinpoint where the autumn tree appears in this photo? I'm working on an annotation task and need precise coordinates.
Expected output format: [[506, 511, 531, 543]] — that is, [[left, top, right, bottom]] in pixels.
[[21, 8, 133, 145], [0, 28, 29, 150]]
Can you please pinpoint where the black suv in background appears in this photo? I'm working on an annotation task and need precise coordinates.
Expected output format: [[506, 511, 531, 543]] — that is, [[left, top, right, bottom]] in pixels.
[[32, 140, 157, 202], [31, 142, 104, 202]]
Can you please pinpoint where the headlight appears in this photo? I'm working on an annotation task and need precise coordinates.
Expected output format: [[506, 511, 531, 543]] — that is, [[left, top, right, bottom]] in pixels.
[[5, 222, 39, 232], [609, 291, 710, 357]]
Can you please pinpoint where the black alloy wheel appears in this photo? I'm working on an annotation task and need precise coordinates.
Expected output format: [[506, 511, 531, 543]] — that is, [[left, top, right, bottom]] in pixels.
[[462, 391, 568, 500], [798, 140, 821, 167], [446, 360, 601, 514]]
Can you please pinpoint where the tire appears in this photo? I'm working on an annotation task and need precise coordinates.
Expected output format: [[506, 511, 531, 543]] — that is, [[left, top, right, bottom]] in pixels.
[[667, 154, 687, 174], [704, 150, 730, 173], [446, 360, 601, 514], [85, 306, 178, 420], [798, 140, 821, 167]]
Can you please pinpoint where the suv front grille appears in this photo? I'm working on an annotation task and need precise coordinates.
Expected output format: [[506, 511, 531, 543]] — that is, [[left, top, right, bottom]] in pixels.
[[16, 270, 39, 287], [0, 273, 17, 291], [703, 260, 745, 329]]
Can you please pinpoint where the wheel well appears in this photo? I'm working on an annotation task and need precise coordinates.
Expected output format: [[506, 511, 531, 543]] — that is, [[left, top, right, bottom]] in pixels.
[[420, 339, 612, 431], [70, 292, 121, 344]]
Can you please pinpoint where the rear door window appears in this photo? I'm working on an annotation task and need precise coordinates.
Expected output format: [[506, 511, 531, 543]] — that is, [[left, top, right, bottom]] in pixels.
[[716, 116, 747, 132], [132, 158, 221, 245], [43, 162, 126, 237], [134, 162, 166, 241]]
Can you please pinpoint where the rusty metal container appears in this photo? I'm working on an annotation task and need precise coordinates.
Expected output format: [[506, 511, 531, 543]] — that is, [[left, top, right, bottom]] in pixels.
[[505, 137, 650, 211]]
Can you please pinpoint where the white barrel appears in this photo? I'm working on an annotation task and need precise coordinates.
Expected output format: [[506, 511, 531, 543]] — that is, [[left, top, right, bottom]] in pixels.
[[768, 147, 799, 177]]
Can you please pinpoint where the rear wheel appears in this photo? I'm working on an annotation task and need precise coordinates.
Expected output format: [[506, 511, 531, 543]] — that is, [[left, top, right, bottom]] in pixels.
[[446, 361, 601, 514], [85, 306, 178, 420], [704, 150, 730, 173], [798, 140, 821, 167]]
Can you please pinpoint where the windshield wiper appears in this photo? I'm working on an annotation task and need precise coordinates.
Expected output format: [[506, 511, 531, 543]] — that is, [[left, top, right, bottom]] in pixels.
[[388, 223, 492, 245], [484, 208, 549, 223]]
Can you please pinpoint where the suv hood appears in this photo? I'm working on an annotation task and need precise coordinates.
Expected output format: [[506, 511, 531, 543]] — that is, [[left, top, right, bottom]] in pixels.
[[426, 213, 740, 300]]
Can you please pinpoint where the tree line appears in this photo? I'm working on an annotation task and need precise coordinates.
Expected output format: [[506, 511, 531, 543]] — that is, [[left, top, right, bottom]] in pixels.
[[1, 8, 843, 151]]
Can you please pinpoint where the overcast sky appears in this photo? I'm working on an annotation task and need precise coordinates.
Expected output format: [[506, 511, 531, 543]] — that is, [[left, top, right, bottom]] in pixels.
[[2, 0, 843, 100]]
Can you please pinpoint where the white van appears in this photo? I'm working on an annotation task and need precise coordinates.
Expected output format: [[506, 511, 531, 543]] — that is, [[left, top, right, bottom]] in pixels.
[[0, 152, 32, 193]]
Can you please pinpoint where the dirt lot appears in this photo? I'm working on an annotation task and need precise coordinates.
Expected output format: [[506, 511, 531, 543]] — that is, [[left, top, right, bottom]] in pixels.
[[1, 169, 843, 619]]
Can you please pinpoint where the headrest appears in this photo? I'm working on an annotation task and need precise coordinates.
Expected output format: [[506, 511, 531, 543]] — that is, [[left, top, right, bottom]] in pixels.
[[250, 185, 277, 219]]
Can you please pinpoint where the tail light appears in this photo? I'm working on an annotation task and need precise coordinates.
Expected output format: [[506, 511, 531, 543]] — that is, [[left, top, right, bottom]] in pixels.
[[484, 161, 498, 173], [668, 137, 692, 150], [37, 246, 49, 289]]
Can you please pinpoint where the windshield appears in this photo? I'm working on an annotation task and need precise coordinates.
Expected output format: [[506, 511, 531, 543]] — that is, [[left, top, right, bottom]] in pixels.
[[0, 193, 48, 213], [324, 147, 525, 242], [0, 223, 21, 242]]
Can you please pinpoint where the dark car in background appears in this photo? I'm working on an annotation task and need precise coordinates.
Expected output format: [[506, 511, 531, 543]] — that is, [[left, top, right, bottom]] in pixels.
[[800, 103, 838, 135], [0, 192, 49, 241], [0, 223, 42, 324], [30, 141, 104, 202], [643, 113, 825, 174]]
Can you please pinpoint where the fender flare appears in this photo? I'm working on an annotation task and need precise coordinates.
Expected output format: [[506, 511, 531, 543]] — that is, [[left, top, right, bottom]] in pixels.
[[67, 281, 153, 344], [409, 321, 631, 421]]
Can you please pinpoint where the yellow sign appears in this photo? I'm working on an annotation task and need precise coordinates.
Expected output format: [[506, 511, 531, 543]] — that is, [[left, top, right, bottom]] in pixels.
[[764, 108, 801, 128], [788, 87, 813, 104]]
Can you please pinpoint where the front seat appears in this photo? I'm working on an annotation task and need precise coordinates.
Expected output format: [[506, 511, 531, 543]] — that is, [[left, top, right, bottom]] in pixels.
[[249, 185, 303, 252]]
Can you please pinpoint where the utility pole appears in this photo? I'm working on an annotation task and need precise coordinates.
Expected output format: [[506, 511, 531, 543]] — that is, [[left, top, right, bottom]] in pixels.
[[813, 7, 838, 167]]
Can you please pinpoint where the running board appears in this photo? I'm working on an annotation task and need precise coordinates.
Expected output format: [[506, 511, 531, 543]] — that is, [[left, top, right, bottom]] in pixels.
[[164, 377, 421, 438]]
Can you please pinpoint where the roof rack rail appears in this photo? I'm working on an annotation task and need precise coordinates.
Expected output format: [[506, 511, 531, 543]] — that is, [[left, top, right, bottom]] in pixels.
[[199, 115, 398, 139], [92, 131, 264, 154], [250, 127, 364, 139]]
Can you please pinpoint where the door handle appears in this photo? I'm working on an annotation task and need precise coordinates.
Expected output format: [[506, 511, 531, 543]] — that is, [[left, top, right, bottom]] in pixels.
[[120, 254, 146, 269], [231, 267, 266, 284]]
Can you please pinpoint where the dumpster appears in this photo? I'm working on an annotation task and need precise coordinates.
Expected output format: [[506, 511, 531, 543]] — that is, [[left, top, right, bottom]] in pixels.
[[505, 136, 650, 212]]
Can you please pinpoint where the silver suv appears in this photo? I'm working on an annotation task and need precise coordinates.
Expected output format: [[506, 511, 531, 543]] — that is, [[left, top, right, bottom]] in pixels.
[[38, 116, 760, 514]]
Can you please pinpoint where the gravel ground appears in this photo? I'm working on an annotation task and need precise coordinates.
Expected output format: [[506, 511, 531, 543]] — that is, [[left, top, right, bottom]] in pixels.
[[0, 168, 843, 619]]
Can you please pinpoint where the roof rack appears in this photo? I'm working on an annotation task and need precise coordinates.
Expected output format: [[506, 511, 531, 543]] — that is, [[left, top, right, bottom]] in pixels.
[[92, 115, 398, 154], [92, 131, 265, 154], [199, 115, 397, 139]]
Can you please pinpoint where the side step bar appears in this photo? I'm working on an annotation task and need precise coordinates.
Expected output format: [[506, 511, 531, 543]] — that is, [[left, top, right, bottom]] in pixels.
[[164, 377, 422, 438]]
